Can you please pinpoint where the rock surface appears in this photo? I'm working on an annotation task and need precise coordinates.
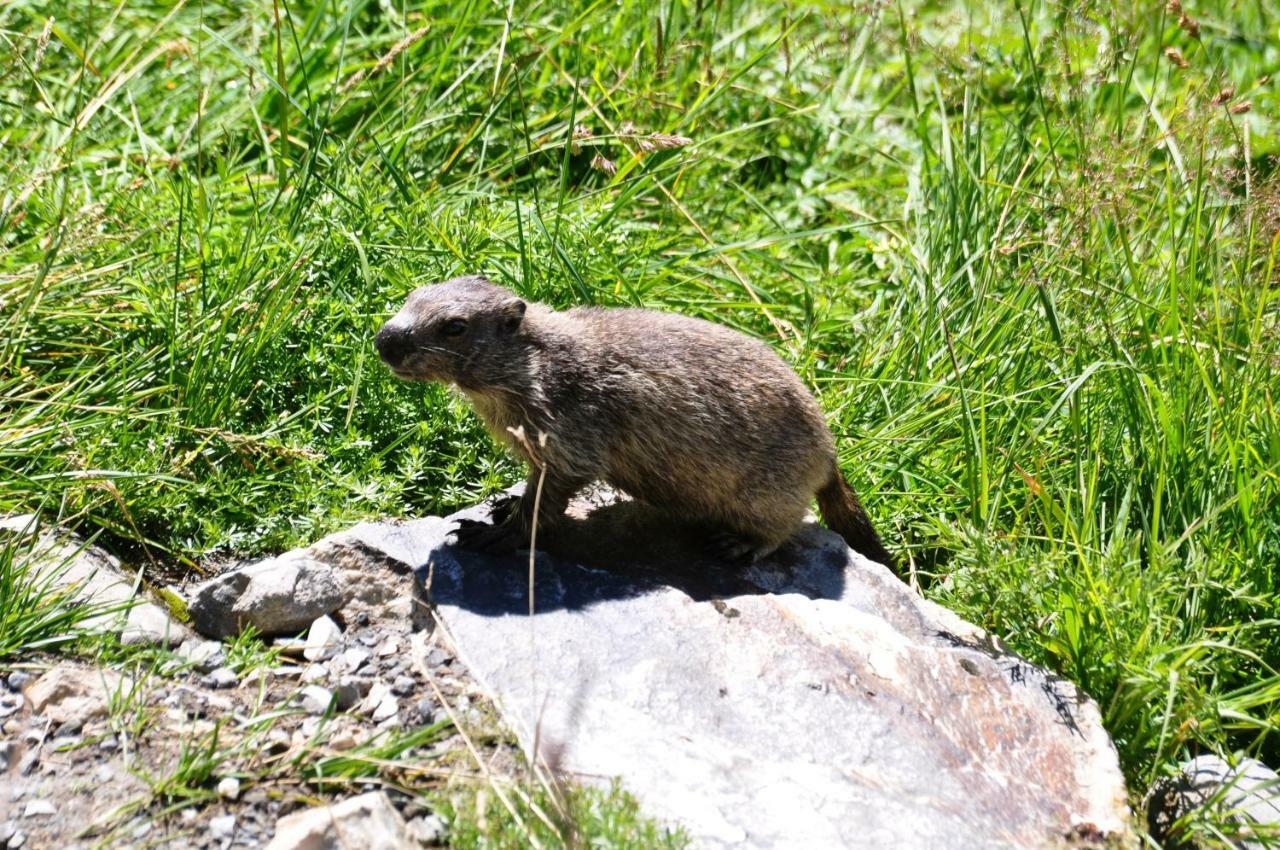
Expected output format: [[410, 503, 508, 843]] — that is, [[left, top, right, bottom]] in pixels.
[[1148, 755, 1280, 849], [2, 514, 190, 646], [262, 792, 417, 850], [301, 487, 1135, 849], [187, 553, 346, 638]]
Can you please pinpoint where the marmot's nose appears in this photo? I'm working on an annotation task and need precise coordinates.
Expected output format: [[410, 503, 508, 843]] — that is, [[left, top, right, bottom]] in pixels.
[[375, 324, 411, 366]]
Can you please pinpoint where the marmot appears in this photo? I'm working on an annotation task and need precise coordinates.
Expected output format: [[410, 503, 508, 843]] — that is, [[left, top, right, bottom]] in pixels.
[[375, 275, 894, 567]]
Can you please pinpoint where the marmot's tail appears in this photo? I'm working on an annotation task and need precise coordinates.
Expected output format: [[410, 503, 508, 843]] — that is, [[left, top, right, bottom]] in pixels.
[[816, 463, 896, 571]]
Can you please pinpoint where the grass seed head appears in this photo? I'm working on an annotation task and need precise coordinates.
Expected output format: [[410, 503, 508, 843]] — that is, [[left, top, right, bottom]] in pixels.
[[590, 153, 617, 175], [1164, 47, 1189, 69]]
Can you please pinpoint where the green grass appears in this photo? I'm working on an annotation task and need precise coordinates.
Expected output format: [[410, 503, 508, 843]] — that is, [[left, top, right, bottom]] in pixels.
[[1, 0, 1278, 843]]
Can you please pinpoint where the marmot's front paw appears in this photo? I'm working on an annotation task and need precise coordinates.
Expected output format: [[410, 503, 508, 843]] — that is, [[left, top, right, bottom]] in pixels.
[[452, 516, 524, 554]]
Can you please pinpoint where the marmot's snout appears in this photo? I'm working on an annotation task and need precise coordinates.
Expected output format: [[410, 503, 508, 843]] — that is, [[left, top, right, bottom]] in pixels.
[[374, 322, 411, 367]]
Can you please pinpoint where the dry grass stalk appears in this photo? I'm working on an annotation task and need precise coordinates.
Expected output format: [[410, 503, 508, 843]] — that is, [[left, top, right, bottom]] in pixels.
[[340, 25, 430, 94]]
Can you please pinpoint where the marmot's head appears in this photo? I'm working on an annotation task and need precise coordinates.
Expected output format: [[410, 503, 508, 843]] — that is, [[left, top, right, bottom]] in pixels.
[[375, 275, 528, 389]]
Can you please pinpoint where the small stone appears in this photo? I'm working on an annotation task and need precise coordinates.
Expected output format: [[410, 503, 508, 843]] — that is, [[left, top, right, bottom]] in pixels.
[[8, 829, 25, 848], [425, 648, 450, 668], [6, 671, 32, 691], [177, 639, 227, 673], [295, 685, 335, 716], [209, 813, 236, 837], [353, 612, 370, 627], [217, 776, 242, 800], [390, 675, 416, 697], [99, 734, 119, 751], [17, 751, 38, 776], [0, 742, 10, 771], [55, 716, 83, 736], [376, 637, 400, 657], [303, 616, 342, 662], [22, 800, 55, 818], [96, 764, 115, 783], [202, 667, 238, 689], [300, 664, 329, 685], [132, 820, 152, 839], [412, 698, 436, 726], [407, 813, 447, 845], [357, 632, 380, 648], [262, 791, 413, 850], [0, 820, 14, 843], [339, 647, 371, 673], [0, 693, 21, 719], [333, 677, 365, 712]]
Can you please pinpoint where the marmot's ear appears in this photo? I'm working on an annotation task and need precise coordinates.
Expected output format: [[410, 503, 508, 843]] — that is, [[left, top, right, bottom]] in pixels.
[[503, 298, 526, 333]]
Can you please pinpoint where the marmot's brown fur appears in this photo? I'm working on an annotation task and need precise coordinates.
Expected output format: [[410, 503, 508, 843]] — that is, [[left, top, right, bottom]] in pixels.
[[376, 275, 894, 567]]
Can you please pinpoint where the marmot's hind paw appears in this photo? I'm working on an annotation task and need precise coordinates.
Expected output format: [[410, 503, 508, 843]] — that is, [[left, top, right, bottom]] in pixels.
[[705, 530, 769, 566], [451, 517, 524, 554]]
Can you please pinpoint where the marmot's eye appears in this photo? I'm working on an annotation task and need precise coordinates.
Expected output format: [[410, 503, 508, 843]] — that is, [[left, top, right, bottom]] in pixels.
[[440, 318, 467, 337]]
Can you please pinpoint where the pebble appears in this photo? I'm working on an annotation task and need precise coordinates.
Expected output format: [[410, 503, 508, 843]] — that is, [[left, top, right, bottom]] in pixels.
[[333, 678, 363, 711], [96, 764, 115, 783], [22, 800, 55, 818], [6, 671, 32, 691], [301, 664, 329, 685], [177, 638, 227, 673], [412, 698, 436, 726], [407, 813, 447, 845], [303, 615, 342, 662], [0, 742, 9, 771], [376, 637, 399, 657], [9, 830, 25, 848], [339, 647, 371, 673], [295, 685, 335, 716], [216, 776, 241, 800], [390, 675, 417, 697], [425, 648, 451, 668], [99, 734, 119, 751], [202, 667, 239, 690], [17, 751, 38, 776], [0, 693, 23, 719], [209, 814, 236, 838]]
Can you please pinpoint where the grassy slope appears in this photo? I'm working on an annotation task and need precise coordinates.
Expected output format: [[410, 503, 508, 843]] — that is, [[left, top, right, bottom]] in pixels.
[[1, 0, 1277, 820]]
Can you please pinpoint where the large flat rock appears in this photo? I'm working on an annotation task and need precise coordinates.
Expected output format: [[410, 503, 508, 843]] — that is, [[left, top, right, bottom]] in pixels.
[[310, 489, 1133, 849]]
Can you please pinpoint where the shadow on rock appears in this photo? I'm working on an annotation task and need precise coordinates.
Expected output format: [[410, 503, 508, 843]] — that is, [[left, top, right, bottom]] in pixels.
[[418, 492, 849, 617]]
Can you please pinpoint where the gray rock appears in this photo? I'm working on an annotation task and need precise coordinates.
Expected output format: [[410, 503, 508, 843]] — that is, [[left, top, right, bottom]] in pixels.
[[202, 667, 238, 690], [209, 813, 236, 838], [406, 813, 447, 845], [389, 675, 416, 697], [333, 676, 367, 711], [24, 665, 123, 725], [303, 615, 342, 662], [263, 791, 416, 850], [290, 486, 1133, 849], [6, 671, 32, 692], [294, 685, 335, 716], [338, 647, 371, 673], [176, 638, 226, 673], [21, 800, 54, 818], [1148, 755, 1280, 849], [0, 693, 22, 719], [187, 553, 346, 639], [15, 526, 190, 647], [411, 698, 436, 726], [0, 742, 9, 771], [301, 664, 329, 684]]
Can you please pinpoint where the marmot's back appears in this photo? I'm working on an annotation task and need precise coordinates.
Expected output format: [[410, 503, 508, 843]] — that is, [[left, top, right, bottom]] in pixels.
[[376, 276, 893, 567]]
